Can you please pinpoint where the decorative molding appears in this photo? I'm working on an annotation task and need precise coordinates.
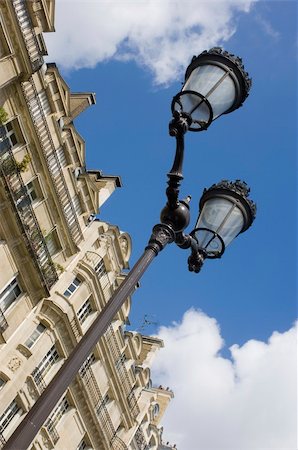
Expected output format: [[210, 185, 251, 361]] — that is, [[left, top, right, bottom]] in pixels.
[[7, 355, 22, 372]]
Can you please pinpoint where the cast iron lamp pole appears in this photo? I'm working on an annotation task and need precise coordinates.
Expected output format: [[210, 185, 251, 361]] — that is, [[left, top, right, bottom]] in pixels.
[[4, 48, 256, 450]]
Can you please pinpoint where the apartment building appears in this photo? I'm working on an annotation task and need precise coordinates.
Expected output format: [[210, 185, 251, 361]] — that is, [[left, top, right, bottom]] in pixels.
[[0, 1, 175, 449]]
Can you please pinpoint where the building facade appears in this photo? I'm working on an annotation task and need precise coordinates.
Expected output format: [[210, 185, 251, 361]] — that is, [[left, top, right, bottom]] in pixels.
[[0, 1, 175, 449]]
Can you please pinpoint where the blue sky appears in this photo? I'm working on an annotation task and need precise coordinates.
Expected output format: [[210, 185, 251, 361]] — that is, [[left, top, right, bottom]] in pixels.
[[45, 1, 297, 448]]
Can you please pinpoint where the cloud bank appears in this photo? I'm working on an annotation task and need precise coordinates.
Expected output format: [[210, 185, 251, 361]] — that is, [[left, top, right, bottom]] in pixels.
[[45, 0, 256, 85], [152, 310, 297, 449]]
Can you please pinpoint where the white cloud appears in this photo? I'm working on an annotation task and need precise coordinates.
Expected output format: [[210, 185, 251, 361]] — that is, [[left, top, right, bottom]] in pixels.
[[45, 0, 256, 85], [152, 309, 297, 449]]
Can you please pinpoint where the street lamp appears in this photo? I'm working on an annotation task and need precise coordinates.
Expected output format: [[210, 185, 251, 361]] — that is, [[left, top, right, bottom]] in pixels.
[[4, 47, 256, 450]]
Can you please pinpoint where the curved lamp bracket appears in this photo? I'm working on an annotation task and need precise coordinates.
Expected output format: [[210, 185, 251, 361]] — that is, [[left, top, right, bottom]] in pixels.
[[171, 91, 213, 131], [190, 227, 225, 259]]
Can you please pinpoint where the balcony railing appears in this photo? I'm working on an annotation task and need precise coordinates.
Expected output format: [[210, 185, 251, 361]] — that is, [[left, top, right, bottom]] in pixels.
[[12, 0, 44, 72], [0, 127, 58, 292], [135, 427, 149, 450], [104, 326, 140, 418], [21, 78, 83, 245], [44, 418, 59, 444], [31, 367, 47, 394], [80, 253, 140, 419], [78, 365, 127, 450], [0, 431, 6, 448]]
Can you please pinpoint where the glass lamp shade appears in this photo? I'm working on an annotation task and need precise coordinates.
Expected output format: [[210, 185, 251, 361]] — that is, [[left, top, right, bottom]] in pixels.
[[192, 180, 256, 258], [172, 47, 251, 131]]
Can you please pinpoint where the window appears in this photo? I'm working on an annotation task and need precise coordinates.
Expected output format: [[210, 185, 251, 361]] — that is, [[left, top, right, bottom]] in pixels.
[[1, 120, 25, 150], [0, 22, 10, 59], [77, 440, 87, 450], [0, 399, 22, 436], [25, 178, 43, 203], [79, 353, 95, 377], [46, 397, 69, 431], [63, 277, 81, 297], [0, 278, 21, 312], [45, 229, 61, 257], [0, 377, 6, 390], [77, 298, 92, 325], [115, 354, 127, 371], [96, 393, 110, 414], [94, 259, 106, 277], [4, 122, 17, 147], [95, 259, 110, 295], [24, 323, 46, 348], [34, 345, 59, 379], [152, 403, 160, 418]]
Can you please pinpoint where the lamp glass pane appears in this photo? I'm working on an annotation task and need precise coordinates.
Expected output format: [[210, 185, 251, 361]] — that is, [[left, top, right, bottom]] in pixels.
[[183, 65, 225, 95], [183, 65, 236, 117], [219, 204, 244, 246], [207, 76, 236, 118], [194, 228, 224, 254], [196, 197, 244, 247]]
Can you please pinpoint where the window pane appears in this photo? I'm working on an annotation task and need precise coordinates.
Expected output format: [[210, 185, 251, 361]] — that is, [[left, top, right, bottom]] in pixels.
[[77, 298, 92, 324], [64, 277, 81, 297], [35, 345, 59, 377], [25, 323, 46, 348], [0, 378, 5, 390], [0, 279, 21, 312], [0, 399, 22, 433]]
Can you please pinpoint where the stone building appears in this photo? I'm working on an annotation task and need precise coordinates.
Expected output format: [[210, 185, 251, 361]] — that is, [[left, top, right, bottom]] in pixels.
[[0, 1, 174, 449]]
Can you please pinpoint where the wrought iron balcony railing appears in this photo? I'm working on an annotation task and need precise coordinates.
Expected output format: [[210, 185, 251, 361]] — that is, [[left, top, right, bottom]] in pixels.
[[79, 365, 127, 450], [0, 126, 58, 292], [44, 418, 59, 444], [104, 326, 140, 418], [135, 427, 150, 450], [12, 0, 44, 72], [80, 254, 140, 418], [21, 78, 83, 246]]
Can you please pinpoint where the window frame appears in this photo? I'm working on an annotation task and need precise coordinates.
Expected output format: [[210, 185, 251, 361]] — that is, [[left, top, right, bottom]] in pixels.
[[63, 277, 81, 298], [0, 18, 12, 59], [77, 297, 93, 325], [0, 277, 22, 313], [45, 228, 62, 257], [0, 398, 23, 438], [34, 345, 60, 380], [24, 323, 46, 349]]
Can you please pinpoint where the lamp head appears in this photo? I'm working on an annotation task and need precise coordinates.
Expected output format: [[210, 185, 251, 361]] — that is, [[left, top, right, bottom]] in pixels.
[[172, 47, 252, 131], [192, 179, 256, 258]]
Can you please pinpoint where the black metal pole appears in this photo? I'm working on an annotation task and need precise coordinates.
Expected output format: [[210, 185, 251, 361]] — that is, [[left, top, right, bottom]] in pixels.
[[3, 224, 175, 450]]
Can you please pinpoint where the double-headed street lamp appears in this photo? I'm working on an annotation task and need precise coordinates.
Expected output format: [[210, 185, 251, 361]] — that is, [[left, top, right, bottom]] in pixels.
[[4, 47, 256, 450]]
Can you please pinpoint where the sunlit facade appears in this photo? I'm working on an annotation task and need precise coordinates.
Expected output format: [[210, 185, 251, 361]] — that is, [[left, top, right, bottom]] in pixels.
[[0, 1, 175, 449]]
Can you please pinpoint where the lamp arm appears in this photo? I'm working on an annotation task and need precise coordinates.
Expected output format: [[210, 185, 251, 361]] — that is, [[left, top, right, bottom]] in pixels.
[[175, 232, 206, 273], [166, 111, 192, 209], [166, 132, 185, 209]]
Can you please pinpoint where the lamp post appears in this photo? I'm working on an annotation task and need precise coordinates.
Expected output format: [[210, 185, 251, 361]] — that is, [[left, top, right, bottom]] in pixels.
[[4, 47, 256, 450]]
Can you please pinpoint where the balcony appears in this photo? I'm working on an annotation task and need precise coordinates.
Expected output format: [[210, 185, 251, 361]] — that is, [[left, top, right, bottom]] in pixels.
[[0, 125, 58, 292], [135, 427, 150, 450], [12, 0, 44, 72], [21, 78, 83, 246], [78, 365, 126, 450], [44, 418, 59, 444], [104, 326, 140, 418]]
